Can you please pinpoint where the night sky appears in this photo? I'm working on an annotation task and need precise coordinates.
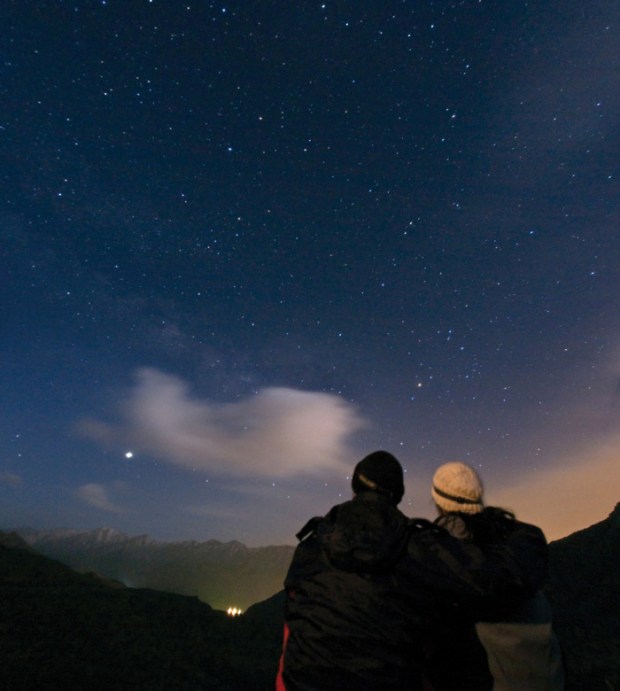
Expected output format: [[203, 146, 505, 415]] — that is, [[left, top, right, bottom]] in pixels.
[[2, 1, 620, 546]]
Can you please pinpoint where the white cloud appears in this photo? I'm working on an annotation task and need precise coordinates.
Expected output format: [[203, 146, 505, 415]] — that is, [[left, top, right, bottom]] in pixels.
[[80, 368, 366, 479], [76, 483, 126, 514]]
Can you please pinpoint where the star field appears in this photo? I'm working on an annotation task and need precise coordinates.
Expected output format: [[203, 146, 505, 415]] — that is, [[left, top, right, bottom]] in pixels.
[[2, 1, 620, 545]]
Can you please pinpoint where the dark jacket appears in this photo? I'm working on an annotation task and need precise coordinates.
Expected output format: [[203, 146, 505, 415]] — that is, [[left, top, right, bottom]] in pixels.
[[277, 494, 547, 691], [429, 508, 565, 691]]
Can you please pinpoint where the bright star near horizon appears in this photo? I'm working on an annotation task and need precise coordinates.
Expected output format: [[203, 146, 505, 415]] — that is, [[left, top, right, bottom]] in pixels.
[[125, 451, 134, 459]]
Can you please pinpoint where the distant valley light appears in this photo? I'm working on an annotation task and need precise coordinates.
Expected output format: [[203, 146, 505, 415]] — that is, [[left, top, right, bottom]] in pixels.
[[226, 607, 243, 617]]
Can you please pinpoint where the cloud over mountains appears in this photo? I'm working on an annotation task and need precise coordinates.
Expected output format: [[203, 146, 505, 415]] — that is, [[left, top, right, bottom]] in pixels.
[[80, 368, 366, 479]]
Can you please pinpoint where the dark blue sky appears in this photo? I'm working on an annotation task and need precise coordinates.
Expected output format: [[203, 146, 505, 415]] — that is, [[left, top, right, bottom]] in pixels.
[[2, 1, 620, 545]]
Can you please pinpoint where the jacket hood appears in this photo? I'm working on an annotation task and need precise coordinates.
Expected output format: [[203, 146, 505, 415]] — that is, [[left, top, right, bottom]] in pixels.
[[315, 493, 409, 572]]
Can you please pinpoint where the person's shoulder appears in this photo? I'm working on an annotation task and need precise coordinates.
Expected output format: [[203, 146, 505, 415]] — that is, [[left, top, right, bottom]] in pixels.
[[295, 515, 324, 542], [481, 507, 547, 544], [403, 515, 487, 574], [507, 516, 547, 548], [406, 516, 438, 531], [286, 510, 337, 584], [293, 499, 351, 542], [406, 516, 456, 544]]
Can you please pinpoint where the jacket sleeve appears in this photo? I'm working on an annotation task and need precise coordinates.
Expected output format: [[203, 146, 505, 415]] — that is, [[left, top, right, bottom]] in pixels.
[[403, 519, 547, 616]]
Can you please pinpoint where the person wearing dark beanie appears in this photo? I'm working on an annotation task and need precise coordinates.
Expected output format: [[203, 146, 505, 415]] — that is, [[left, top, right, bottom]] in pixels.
[[351, 450, 405, 505], [277, 451, 549, 691]]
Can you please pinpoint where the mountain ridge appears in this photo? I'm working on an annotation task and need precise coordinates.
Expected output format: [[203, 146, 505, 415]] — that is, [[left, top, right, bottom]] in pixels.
[[0, 536, 281, 689], [15, 526, 295, 610]]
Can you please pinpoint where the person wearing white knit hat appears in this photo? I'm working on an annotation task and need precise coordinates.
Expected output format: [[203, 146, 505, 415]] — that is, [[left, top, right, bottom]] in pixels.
[[427, 461, 565, 691], [431, 461, 484, 515]]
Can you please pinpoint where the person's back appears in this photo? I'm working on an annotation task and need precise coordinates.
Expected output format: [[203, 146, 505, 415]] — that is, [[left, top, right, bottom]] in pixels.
[[430, 462, 565, 691], [278, 452, 549, 691], [280, 490, 419, 690]]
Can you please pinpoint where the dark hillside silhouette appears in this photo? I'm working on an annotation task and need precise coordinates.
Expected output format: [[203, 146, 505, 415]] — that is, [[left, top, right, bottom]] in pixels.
[[18, 527, 294, 611], [0, 534, 280, 690], [3, 505, 620, 690], [547, 502, 620, 690]]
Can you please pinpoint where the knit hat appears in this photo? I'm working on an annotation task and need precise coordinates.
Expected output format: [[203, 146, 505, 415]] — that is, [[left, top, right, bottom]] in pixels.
[[351, 451, 405, 505], [431, 462, 484, 514]]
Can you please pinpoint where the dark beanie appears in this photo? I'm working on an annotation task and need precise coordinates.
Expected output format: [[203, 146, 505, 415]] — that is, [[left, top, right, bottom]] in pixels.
[[351, 450, 405, 505]]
